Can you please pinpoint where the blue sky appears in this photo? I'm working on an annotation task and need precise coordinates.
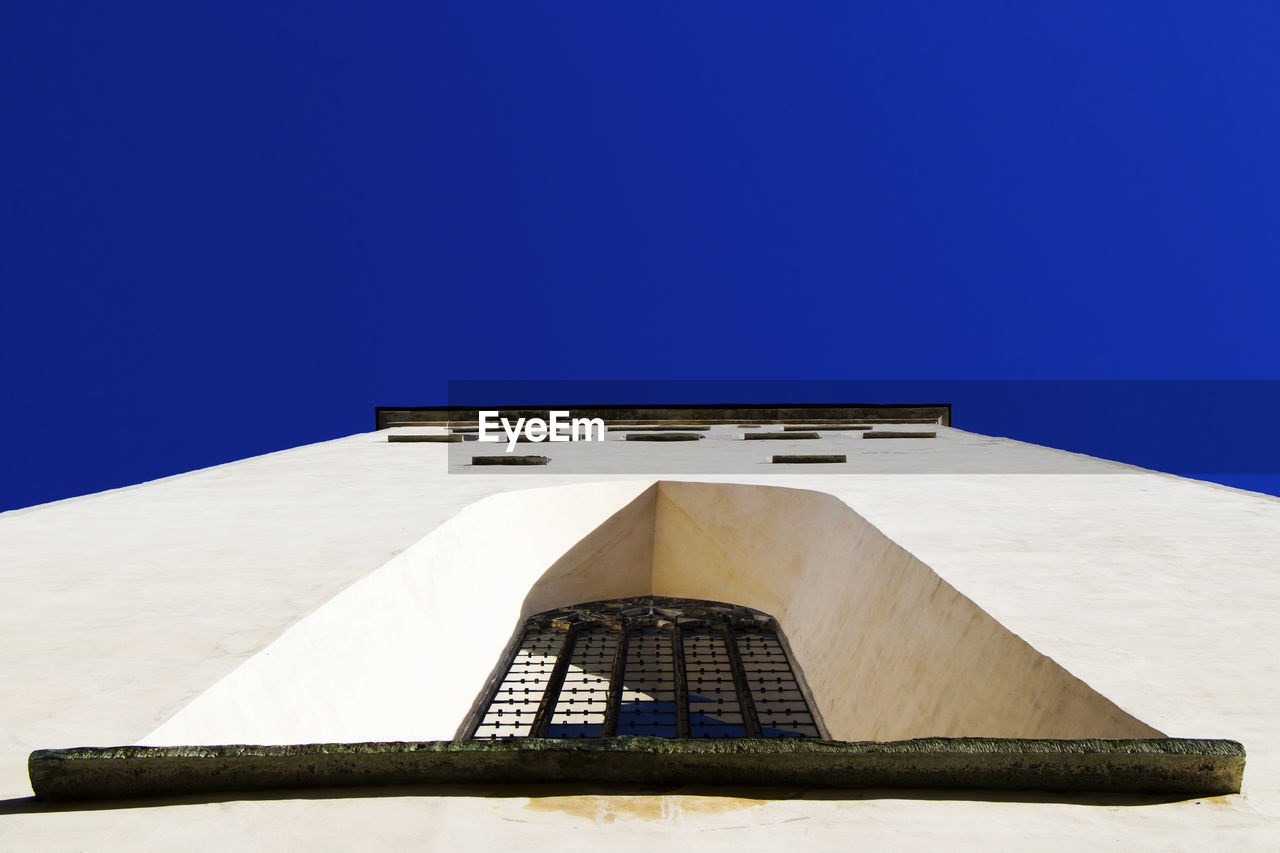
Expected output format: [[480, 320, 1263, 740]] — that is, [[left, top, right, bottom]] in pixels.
[[4, 2, 1280, 511]]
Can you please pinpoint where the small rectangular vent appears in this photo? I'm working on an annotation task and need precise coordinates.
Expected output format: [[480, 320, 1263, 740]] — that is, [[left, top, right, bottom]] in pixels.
[[782, 425, 871, 431], [607, 426, 711, 432]]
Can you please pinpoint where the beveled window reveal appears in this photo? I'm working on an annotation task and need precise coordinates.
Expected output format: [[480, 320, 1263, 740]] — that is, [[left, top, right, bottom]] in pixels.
[[470, 596, 821, 739]]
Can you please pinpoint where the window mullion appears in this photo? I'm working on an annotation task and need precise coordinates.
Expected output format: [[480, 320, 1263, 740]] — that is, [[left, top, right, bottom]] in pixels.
[[671, 624, 690, 738], [530, 626, 579, 737], [601, 627, 630, 737], [721, 625, 763, 737]]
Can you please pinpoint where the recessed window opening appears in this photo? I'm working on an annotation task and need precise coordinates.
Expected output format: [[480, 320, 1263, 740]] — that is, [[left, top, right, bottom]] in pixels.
[[469, 596, 820, 739]]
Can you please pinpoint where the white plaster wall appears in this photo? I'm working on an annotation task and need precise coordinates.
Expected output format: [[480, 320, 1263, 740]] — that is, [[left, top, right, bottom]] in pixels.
[[142, 481, 656, 746], [4, 425, 1280, 850]]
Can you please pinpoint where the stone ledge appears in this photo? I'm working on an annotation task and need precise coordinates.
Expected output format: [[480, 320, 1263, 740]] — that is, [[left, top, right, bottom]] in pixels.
[[28, 737, 1243, 801], [470, 456, 549, 466]]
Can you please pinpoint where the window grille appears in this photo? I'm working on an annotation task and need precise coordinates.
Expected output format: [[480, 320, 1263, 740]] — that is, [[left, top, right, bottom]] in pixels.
[[470, 596, 821, 739]]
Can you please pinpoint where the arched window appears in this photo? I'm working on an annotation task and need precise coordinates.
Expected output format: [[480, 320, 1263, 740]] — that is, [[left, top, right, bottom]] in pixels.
[[467, 596, 821, 739]]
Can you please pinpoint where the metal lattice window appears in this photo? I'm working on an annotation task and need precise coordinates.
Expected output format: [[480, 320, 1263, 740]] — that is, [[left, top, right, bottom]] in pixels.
[[469, 596, 821, 739]]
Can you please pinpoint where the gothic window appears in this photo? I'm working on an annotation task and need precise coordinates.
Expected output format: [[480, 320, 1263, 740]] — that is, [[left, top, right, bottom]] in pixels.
[[468, 596, 821, 739]]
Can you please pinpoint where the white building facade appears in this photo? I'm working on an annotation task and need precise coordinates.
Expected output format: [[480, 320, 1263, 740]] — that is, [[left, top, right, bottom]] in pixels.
[[2, 405, 1278, 850]]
